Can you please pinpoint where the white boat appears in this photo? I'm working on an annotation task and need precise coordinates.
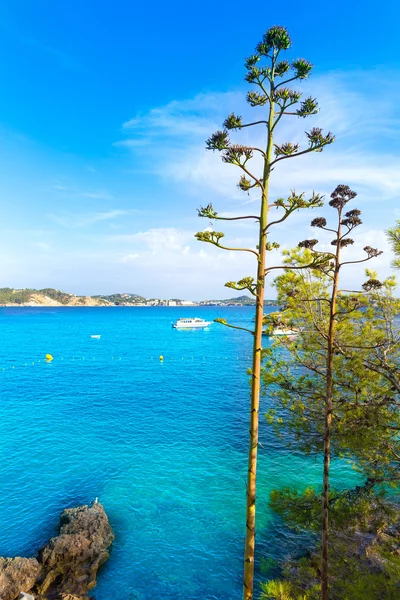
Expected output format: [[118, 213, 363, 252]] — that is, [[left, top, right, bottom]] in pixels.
[[172, 317, 211, 329], [90, 334, 101, 339], [265, 326, 298, 337]]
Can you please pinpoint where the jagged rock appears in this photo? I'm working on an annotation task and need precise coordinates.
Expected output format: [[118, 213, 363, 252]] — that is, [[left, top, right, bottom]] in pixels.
[[0, 503, 113, 600], [0, 558, 40, 600], [57, 595, 91, 600], [36, 503, 114, 597]]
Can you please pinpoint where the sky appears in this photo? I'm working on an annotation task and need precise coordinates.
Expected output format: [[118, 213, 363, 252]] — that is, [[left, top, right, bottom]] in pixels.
[[0, 0, 399, 299]]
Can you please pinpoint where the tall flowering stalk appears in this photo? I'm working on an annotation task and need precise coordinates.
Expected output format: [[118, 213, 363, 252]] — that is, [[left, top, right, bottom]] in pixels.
[[265, 185, 384, 599], [306, 186, 383, 599], [195, 26, 334, 600]]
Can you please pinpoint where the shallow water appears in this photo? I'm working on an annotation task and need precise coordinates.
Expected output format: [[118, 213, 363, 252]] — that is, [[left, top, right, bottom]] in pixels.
[[0, 307, 359, 599]]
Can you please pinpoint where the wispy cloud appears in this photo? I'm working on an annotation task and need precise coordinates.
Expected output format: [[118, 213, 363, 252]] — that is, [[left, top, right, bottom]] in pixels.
[[113, 69, 400, 294], [116, 70, 400, 205], [117, 92, 237, 147], [52, 185, 115, 201], [120, 253, 140, 262], [108, 227, 195, 254], [46, 209, 132, 228], [34, 242, 51, 251]]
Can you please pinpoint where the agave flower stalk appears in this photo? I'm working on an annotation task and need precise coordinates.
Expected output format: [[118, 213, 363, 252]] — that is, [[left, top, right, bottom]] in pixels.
[[272, 185, 383, 599], [196, 26, 334, 600]]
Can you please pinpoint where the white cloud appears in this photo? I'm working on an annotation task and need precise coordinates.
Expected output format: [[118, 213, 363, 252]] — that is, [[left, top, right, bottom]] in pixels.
[[52, 185, 114, 200], [2, 67, 399, 299], [120, 253, 140, 262], [111, 69, 400, 296], [34, 242, 51, 251], [116, 71, 400, 207], [108, 227, 195, 254], [113, 139, 151, 148], [77, 191, 115, 200], [46, 209, 131, 228], [118, 92, 238, 147]]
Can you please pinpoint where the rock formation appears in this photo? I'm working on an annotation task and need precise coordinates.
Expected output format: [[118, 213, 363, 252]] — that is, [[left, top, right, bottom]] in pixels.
[[0, 502, 113, 600]]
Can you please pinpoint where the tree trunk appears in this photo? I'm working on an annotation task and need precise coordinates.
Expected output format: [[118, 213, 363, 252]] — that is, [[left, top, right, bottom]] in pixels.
[[321, 217, 341, 600]]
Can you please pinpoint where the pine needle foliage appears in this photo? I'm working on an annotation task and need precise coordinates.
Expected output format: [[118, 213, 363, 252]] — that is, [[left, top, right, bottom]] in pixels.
[[261, 190, 400, 599]]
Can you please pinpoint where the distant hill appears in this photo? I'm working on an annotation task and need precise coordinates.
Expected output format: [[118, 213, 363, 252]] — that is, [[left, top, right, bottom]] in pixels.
[[0, 288, 277, 307], [219, 295, 255, 305], [0, 287, 111, 306], [93, 293, 146, 305], [204, 295, 277, 306]]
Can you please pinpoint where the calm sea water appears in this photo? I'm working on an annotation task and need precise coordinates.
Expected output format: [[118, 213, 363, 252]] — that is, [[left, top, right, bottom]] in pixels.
[[0, 307, 359, 599]]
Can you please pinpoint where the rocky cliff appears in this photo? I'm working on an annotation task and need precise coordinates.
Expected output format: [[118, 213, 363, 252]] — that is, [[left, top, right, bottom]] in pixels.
[[0, 502, 113, 600]]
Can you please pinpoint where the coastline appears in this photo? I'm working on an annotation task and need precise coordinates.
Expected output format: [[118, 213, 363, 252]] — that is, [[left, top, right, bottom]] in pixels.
[[0, 303, 260, 308]]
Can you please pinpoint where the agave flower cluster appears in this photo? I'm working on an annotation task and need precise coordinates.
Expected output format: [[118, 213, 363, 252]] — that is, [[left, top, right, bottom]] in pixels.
[[203, 25, 334, 198], [298, 185, 382, 285]]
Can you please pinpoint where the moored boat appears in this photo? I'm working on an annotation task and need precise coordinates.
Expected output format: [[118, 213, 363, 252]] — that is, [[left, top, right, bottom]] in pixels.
[[172, 317, 211, 329], [266, 326, 298, 336]]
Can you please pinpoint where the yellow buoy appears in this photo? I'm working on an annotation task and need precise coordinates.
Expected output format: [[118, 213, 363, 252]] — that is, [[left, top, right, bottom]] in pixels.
[[45, 354, 53, 361], [159, 355, 164, 361]]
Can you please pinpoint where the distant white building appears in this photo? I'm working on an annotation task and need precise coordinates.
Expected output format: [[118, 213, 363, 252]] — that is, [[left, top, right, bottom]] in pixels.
[[181, 300, 195, 306]]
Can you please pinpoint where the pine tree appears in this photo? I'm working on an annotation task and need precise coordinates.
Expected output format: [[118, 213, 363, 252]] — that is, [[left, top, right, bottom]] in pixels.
[[262, 188, 400, 598]]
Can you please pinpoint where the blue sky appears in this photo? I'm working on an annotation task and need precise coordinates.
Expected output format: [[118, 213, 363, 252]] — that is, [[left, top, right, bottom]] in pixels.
[[0, 0, 399, 299]]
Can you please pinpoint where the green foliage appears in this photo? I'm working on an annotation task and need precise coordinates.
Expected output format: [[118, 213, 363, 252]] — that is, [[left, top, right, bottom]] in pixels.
[[205, 129, 230, 151], [305, 127, 334, 151], [238, 175, 253, 191], [214, 318, 227, 325], [0, 288, 146, 306], [296, 97, 318, 118], [260, 521, 400, 600], [291, 58, 313, 79], [260, 196, 400, 599], [0, 287, 32, 304], [194, 230, 225, 244], [197, 203, 218, 219], [0, 287, 75, 305], [223, 113, 243, 130], [39, 288, 73, 304], [259, 579, 296, 600], [94, 293, 146, 305], [225, 277, 256, 295], [259, 26, 292, 53], [387, 220, 400, 269], [269, 486, 398, 534]]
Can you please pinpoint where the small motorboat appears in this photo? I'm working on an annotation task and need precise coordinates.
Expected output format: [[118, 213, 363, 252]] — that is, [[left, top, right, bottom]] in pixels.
[[267, 326, 299, 336], [172, 318, 211, 329], [90, 335, 101, 339]]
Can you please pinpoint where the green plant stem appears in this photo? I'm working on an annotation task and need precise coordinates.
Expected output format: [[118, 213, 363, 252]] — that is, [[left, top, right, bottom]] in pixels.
[[243, 53, 276, 600]]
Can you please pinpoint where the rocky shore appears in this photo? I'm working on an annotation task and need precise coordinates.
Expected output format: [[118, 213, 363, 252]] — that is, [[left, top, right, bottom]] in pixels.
[[0, 502, 113, 600]]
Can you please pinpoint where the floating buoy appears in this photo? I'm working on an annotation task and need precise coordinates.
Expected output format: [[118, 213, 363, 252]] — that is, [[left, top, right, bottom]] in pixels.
[[46, 354, 53, 361], [159, 355, 164, 361]]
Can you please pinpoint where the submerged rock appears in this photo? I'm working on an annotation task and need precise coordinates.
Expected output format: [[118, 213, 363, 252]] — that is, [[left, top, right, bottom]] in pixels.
[[0, 502, 113, 600]]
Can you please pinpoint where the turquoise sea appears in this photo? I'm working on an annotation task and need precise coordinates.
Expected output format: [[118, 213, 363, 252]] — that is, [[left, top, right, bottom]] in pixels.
[[0, 307, 359, 599]]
